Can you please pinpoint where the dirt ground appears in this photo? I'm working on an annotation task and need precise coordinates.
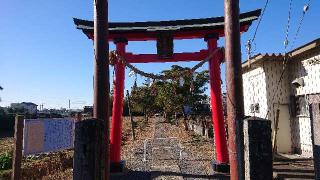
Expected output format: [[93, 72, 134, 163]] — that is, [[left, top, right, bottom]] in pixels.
[[2, 117, 211, 179], [0, 117, 315, 179], [0, 137, 14, 155]]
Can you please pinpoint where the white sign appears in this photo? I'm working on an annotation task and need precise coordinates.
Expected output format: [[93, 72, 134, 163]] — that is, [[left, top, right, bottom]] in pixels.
[[23, 118, 75, 155]]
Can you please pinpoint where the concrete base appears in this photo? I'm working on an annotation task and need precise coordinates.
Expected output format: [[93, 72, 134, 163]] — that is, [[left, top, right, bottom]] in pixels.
[[110, 160, 126, 173], [212, 161, 230, 173]]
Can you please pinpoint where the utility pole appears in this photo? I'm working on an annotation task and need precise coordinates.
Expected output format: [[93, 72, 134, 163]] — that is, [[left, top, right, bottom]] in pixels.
[[93, 0, 109, 179], [40, 104, 44, 111], [224, 0, 245, 180], [0, 86, 3, 103]]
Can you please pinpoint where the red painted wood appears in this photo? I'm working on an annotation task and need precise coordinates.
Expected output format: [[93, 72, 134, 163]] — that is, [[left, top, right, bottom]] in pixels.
[[124, 50, 209, 63], [207, 38, 229, 164], [86, 24, 249, 41], [87, 20, 249, 166], [110, 42, 126, 164]]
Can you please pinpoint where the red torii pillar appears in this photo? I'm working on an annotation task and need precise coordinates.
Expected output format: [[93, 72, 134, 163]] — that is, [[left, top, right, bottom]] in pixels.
[[110, 38, 127, 172], [206, 34, 229, 170]]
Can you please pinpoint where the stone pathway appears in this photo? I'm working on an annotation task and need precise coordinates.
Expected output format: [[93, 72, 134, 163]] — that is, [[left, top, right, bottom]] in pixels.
[[111, 117, 228, 180], [147, 118, 184, 179]]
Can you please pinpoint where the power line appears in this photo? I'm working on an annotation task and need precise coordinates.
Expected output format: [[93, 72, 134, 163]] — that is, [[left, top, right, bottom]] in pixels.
[[284, 0, 294, 52], [251, 0, 271, 44], [290, 0, 311, 50], [264, 0, 312, 120], [246, 0, 271, 116], [246, 0, 271, 57], [264, 0, 294, 120]]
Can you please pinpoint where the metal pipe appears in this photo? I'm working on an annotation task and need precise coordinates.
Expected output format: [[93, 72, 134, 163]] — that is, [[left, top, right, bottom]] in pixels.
[[93, 0, 109, 178], [224, 0, 245, 179]]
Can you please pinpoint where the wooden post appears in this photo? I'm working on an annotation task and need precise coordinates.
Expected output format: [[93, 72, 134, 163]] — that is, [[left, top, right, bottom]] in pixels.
[[73, 119, 106, 180], [272, 108, 280, 159], [12, 115, 24, 180], [126, 90, 135, 140], [206, 35, 229, 169], [310, 103, 320, 179], [110, 40, 127, 166], [224, 0, 245, 179], [76, 112, 82, 122], [93, 0, 109, 178]]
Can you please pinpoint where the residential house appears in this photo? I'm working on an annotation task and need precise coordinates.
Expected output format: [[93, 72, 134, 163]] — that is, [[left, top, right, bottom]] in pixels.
[[11, 102, 38, 114], [242, 38, 320, 157]]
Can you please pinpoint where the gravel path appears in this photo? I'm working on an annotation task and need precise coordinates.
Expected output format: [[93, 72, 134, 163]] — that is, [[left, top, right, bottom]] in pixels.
[[112, 117, 229, 180], [148, 118, 184, 179]]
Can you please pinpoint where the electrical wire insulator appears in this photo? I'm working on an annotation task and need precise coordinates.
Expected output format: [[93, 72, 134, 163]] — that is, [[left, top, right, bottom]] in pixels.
[[284, 39, 289, 47], [246, 40, 252, 59], [246, 40, 252, 52], [303, 4, 309, 13]]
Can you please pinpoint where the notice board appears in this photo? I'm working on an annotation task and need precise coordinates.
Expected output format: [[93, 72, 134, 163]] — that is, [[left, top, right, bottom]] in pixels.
[[23, 118, 74, 155]]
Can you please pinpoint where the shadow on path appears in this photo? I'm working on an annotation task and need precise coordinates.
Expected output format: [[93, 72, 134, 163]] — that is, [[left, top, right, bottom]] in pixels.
[[111, 170, 229, 180]]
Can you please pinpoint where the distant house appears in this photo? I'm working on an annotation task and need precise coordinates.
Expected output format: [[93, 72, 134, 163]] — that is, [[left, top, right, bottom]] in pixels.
[[11, 102, 38, 114], [83, 106, 93, 114], [242, 38, 320, 157]]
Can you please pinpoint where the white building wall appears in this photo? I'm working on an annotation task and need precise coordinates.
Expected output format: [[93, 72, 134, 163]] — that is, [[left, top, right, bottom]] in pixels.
[[243, 60, 293, 153], [264, 61, 293, 153], [243, 51, 319, 156], [263, 61, 291, 121], [288, 52, 320, 157], [289, 53, 320, 95], [243, 66, 268, 119]]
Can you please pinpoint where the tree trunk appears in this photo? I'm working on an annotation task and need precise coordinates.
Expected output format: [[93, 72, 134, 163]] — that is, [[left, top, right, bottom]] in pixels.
[[143, 108, 148, 122], [183, 116, 189, 131], [164, 111, 169, 122]]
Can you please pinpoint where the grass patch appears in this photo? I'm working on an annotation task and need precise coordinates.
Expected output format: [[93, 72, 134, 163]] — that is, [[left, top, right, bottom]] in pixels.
[[0, 152, 12, 170]]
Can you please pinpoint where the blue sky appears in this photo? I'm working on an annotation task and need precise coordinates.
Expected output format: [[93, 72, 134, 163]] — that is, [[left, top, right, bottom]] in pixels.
[[0, 0, 319, 109]]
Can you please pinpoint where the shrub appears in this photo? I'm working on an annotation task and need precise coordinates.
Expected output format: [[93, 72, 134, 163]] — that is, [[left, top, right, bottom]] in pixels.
[[0, 153, 12, 170]]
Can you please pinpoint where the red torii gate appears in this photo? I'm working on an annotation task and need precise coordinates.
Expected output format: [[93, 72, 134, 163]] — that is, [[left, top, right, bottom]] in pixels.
[[74, 9, 260, 172]]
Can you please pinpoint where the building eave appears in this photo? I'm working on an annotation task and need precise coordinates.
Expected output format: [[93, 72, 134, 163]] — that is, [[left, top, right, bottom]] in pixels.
[[242, 38, 320, 72], [288, 38, 320, 58], [242, 53, 284, 72]]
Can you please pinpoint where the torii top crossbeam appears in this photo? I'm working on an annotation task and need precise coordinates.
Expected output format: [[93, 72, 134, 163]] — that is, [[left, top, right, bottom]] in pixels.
[[74, 9, 261, 41]]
